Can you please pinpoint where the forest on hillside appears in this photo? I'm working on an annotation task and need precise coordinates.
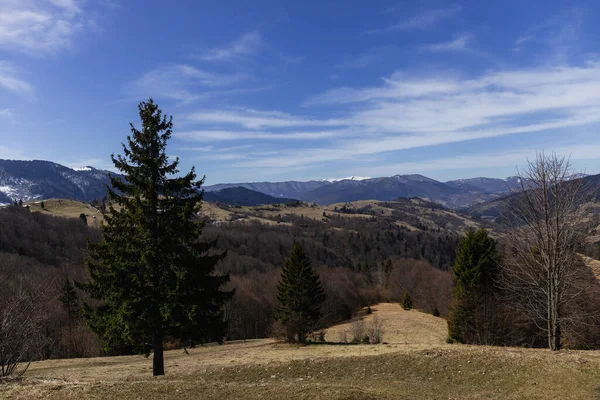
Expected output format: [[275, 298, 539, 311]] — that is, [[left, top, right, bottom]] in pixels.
[[0, 200, 455, 360]]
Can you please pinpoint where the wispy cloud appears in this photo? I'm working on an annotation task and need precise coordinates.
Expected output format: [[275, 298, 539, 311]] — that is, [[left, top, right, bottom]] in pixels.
[[187, 63, 600, 171], [367, 5, 461, 34], [182, 108, 343, 130], [195, 31, 262, 61], [0, 109, 14, 120], [512, 8, 583, 63], [421, 34, 471, 52], [125, 64, 247, 104], [0, 0, 87, 54], [357, 143, 600, 178], [335, 46, 395, 69], [0, 61, 34, 97], [176, 129, 344, 142]]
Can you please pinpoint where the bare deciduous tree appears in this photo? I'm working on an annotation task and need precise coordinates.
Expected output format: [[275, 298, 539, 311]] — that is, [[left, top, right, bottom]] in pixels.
[[0, 283, 49, 377], [501, 152, 592, 350]]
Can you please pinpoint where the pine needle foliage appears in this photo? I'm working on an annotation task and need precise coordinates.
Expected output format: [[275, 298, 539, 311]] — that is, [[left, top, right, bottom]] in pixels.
[[447, 228, 498, 344], [77, 99, 232, 376], [274, 242, 326, 343], [401, 292, 413, 310]]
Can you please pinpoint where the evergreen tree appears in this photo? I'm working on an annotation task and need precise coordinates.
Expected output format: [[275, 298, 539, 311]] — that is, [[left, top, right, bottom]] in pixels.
[[274, 242, 326, 343], [40, 201, 45, 209], [447, 228, 499, 344], [79, 213, 87, 225], [400, 292, 413, 310], [59, 277, 80, 351], [78, 99, 232, 376]]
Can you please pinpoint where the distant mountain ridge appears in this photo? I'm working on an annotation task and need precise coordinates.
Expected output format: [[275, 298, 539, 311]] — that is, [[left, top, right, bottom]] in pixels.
[[0, 160, 115, 204], [0, 159, 592, 209], [204, 180, 331, 200], [205, 174, 552, 208], [203, 187, 297, 206]]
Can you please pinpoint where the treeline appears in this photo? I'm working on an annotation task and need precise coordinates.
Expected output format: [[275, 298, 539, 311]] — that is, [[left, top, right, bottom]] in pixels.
[[0, 206, 102, 370], [205, 216, 459, 273], [0, 202, 454, 360], [224, 258, 451, 341], [447, 153, 600, 350]]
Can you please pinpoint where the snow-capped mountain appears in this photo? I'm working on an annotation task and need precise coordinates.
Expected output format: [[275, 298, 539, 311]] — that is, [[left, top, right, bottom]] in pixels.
[[0, 160, 116, 204], [0, 158, 593, 209]]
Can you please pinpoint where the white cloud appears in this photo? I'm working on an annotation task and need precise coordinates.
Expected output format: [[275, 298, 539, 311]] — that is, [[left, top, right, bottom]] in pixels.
[[368, 5, 461, 34], [0, 0, 86, 53], [126, 64, 247, 104], [512, 8, 583, 63], [422, 34, 471, 52], [176, 129, 344, 142], [356, 143, 600, 177], [182, 108, 344, 130], [195, 31, 262, 61], [199, 63, 600, 170], [0, 61, 34, 97]]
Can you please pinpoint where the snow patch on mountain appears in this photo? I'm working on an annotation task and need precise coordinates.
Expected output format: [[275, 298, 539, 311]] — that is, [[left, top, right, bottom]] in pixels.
[[324, 176, 371, 182]]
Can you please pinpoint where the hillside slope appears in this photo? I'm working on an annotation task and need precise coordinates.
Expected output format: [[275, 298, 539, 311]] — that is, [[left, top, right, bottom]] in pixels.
[[203, 187, 297, 206], [5, 304, 600, 399], [0, 160, 115, 203]]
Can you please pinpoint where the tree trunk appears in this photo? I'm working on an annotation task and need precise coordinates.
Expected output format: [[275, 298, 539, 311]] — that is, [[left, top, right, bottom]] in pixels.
[[548, 272, 561, 351], [153, 336, 164, 376]]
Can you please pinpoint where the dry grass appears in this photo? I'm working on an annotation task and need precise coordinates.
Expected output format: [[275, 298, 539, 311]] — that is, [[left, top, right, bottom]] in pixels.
[[26, 199, 104, 227], [4, 303, 600, 399], [324, 303, 446, 345], [24, 197, 482, 237]]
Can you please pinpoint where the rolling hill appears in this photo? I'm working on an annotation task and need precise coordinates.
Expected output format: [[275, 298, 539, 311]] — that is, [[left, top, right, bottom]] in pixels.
[[203, 187, 298, 206]]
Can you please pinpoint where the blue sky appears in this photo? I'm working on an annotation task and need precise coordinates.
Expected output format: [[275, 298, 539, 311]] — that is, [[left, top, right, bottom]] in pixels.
[[2, 0, 600, 184]]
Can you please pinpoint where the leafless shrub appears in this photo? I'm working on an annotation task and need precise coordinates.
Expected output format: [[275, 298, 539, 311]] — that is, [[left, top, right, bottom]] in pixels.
[[350, 319, 366, 343], [368, 315, 385, 344], [308, 330, 326, 342], [0, 283, 50, 377]]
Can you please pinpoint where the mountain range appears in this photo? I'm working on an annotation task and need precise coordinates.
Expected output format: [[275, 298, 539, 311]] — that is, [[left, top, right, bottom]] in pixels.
[[0, 160, 114, 204], [204, 174, 533, 208], [0, 159, 592, 210]]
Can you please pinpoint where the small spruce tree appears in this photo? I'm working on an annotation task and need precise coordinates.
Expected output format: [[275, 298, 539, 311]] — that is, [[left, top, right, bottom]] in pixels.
[[77, 99, 232, 376], [79, 213, 87, 225], [447, 228, 499, 344], [274, 242, 326, 343], [59, 278, 80, 338], [40, 201, 45, 209], [401, 293, 413, 310]]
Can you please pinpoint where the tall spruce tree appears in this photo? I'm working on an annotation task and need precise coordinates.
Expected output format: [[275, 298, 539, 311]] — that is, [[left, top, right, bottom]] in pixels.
[[59, 278, 79, 334], [78, 99, 232, 376], [447, 228, 499, 344], [274, 242, 326, 343]]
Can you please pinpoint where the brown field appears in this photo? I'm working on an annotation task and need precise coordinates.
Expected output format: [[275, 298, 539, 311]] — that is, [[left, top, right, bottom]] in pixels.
[[26, 199, 104, 227], [3, 303, 600, 400], [21, 197, 484, 237]]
